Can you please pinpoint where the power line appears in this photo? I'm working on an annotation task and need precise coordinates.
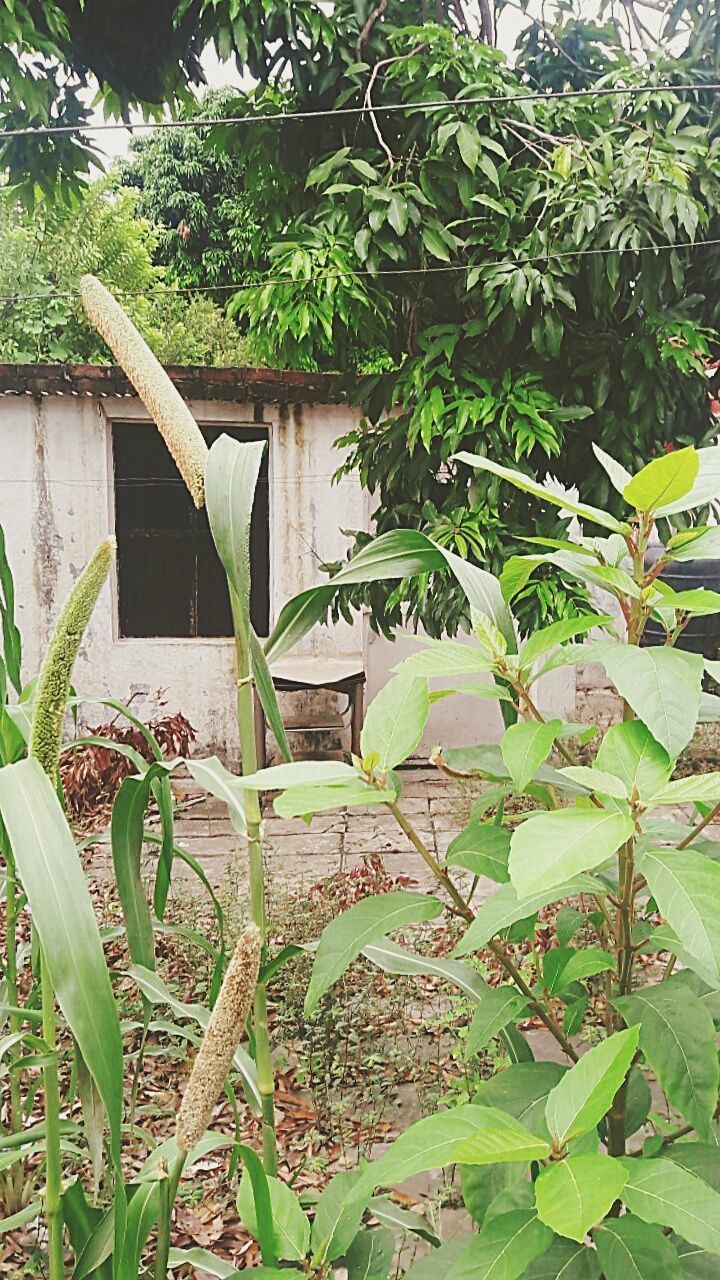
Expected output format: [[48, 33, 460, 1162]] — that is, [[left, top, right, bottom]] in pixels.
[[0, 237, 719, 305], [2, 80, 719, 139]]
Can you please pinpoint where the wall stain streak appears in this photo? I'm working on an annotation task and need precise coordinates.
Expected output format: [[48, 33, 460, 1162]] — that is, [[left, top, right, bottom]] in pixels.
[[31, 397, 63, 644]]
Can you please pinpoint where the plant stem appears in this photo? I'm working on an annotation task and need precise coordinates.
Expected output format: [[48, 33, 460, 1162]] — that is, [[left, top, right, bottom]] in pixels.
[[154, 1154, 185, 1280], [388, 801, 473, 922], [676, 801, 720, 849], [230, 589, 276, 1176], [41, 951, 64, 1280], [387, 802, 579, 1061]]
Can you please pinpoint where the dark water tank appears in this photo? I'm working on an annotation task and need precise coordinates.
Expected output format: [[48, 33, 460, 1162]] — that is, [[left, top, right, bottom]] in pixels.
[[643, 544, 720, 658]]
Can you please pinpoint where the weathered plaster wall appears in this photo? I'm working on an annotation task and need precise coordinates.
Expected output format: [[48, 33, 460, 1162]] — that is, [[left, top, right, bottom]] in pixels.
[[0, 380, 574, 761]]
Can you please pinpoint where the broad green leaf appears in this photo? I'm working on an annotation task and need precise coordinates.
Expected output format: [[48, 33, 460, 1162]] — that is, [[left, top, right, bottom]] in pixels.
[[445, 821, 511, 882], [274, 776, 394, 819], [595, 1216, 684, 1278], [545, 1027, 640, 1144], [237, 1170, 310, 1262], [0, 759, 123, 1163], [461, 1164, 524, 1229], [520, 615, 612, 669], [128, 965, 261, 1112], [614, 985, 719, 1137], [344, 1226, 394, 1279], [662, 1142, 720, 1192], [501, 720, 562, 793], [591, 642, 703, 759], [543, 947, 615, 995], [457, 121, 480, 171], [535, 1154, 628, 1242], [654, 445, 720, 517], [645, 772, 720, 806], [453, 876, 604, 956], [673, 1237, 719, 1277], [520, 1237, 600, 1277], [474, 1063, 566, 1138], [641, 848, 720, 986], [304, 891, 442, 1016], [620, 1157, 720, 1254], [592, 443, 633, 495], [394, 638, 494, 678], [445, 1210, 553, 1280], [595, 721, 672, 798], [370, 1104, 528, 1187], [667, 525, 720, 562], [311, 1167, 369, 1263], [466, 987, 529, 1057], [452, 1108, 551, 1165], [555, 766, 628, 799], [360, 675, 429, 772], [442, 743, 587, 793], [623, 447, 699, 513], [455, 453, 629, 532], [651, 585, 720, 618], [509, 806, 633, 898]]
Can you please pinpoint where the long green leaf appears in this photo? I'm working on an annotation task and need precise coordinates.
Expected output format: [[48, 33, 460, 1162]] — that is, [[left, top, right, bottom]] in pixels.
[[545, 1027, 639, 1144], [591, 642, 703, 759], [452, 875, 604, 956], [265, 528, 515, 662], [454, 453, 629, 532], [595, 1216, 684, 1279], [0, 758, 123, 1162], [128, 964, 261, 1112], [360, 675, 429, 771], [614, 985, 719, 1138], [206, 435, 266, 634], [304, 891, 443, 1016], [620, 1157, 720, 1254]]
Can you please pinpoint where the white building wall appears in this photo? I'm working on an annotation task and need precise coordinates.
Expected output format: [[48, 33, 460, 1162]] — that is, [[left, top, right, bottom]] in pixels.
[[0, 389, 574, 761]]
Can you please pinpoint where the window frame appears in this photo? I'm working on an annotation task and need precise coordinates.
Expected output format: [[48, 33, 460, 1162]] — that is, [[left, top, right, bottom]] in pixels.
[[103, 403, 272, 643]]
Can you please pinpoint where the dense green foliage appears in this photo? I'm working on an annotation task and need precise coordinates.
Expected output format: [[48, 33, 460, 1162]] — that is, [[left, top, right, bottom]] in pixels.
[[0, 178, 248, 365], [122, 91, 261, 293], [2, 1, 720, 636]]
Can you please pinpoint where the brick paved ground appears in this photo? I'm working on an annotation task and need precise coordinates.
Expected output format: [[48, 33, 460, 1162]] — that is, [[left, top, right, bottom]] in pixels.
[[165, 767, 469, 897]]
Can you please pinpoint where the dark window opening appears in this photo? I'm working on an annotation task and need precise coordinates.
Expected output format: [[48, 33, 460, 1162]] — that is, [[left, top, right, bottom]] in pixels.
[[112, 422, 270, 638]]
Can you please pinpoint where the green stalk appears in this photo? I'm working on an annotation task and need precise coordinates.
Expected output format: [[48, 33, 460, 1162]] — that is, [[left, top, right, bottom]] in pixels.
[[230, 589, 277, 1175], [154, 1155, 185, 1280], [41, 952, 64, 1280]]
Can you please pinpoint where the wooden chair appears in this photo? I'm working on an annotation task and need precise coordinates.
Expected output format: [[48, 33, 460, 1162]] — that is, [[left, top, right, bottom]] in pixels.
[[253, 654, 365, 769]]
